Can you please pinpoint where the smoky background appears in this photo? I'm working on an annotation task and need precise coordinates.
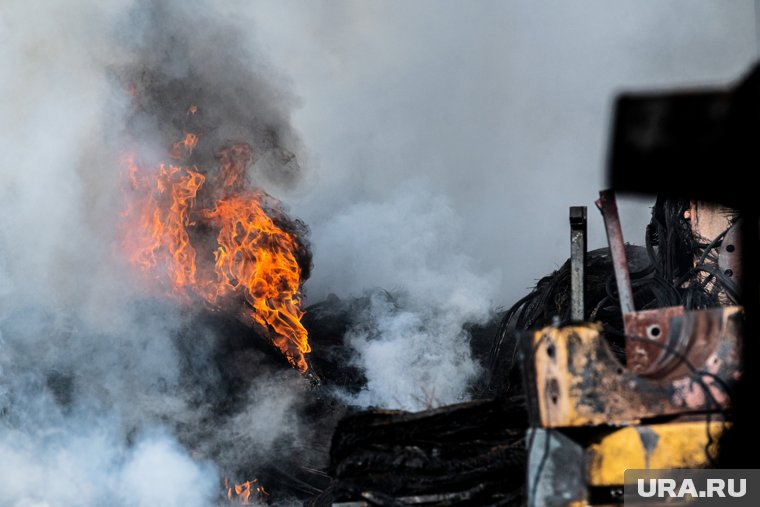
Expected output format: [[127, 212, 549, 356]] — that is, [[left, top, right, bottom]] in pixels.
[[246, 0, 757, 410], [0, 1, 756, 505]]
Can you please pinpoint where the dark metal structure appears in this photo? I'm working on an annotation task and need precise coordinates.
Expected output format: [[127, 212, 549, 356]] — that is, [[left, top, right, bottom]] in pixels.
[[609, 62, 760, 467]]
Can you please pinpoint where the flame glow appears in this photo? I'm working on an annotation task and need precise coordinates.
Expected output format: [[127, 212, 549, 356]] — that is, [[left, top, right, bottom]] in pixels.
[[122, 118, 310, 371], [226, 478, 269, 504]]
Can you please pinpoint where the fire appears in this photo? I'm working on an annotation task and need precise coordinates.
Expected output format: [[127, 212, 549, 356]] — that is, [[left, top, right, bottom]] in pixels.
[[226, 479, 269, 504], [171, 133, 199, 160], [122, 118, 311, 372]]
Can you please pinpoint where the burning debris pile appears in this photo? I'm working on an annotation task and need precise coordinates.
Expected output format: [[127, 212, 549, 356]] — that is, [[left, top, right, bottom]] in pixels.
[[119, 0, 316, 376], [122, 120, 313, 372]]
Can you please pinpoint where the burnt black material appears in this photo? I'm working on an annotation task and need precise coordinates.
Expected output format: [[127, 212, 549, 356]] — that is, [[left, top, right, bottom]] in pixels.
[[322, 397, 527, 506]]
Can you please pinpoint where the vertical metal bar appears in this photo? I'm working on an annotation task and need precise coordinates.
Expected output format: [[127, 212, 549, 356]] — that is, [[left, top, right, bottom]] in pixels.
[[595, 190, 636, 324], [569, 206, 587, 321]]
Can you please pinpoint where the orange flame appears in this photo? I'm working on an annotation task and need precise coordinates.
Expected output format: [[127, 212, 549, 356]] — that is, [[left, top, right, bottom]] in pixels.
[[202, 193, 310, 369], [171, 133, 199, 160], [122, 126, 310, 371], [123, 160, 205, 294], [226, 479, 268, 504]]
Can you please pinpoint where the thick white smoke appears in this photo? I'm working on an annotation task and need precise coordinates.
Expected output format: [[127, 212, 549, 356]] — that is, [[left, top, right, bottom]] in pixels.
[[0, 1, 307, 505], [1, 0, 758, 505], [312, 190, 497, 409], [0, 427, 218, 507]]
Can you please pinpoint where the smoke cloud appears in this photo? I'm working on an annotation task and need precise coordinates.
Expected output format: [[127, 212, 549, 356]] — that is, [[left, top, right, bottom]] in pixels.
[[245, 1, 757, 410], [310, 191, 497, 409], [0, 0, 757, 504], [0, 0, 310, 504]]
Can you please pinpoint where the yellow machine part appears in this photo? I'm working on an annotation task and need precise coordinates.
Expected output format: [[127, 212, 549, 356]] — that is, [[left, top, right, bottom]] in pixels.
[[587, 421, 726, 486]]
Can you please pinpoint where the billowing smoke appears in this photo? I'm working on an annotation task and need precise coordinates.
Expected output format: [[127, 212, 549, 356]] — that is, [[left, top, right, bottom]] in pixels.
[[121, 0, 305, 190], [259, 1, 756, 410], [1, 0, 757, 504], [0, 0, 310, 504], [311, 192, 497, 409]]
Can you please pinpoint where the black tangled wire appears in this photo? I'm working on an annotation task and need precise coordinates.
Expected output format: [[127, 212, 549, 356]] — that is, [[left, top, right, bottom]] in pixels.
[[486, 197, 739, 393]]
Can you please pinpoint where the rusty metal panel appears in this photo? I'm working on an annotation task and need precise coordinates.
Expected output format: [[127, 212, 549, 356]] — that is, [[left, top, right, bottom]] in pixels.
[[522, 308, 741, 428], [624, 306, 684, 375], [719, 219, 742, 287]]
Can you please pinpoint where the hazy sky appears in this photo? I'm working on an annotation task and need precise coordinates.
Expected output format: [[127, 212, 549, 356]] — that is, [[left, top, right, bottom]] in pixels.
[[234, 1, 759, 305]]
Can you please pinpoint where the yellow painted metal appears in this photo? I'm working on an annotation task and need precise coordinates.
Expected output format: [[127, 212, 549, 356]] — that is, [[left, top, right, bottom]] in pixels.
[[533, 325, 594, 427], [587, 421, 726, 486], [532, 324, 644, 428]]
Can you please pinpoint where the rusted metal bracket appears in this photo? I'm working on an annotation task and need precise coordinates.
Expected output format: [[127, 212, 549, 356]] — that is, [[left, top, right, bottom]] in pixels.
[[595, 190, 635, 321], [521, 309, 741, 429], [569, 206, 587, 321]]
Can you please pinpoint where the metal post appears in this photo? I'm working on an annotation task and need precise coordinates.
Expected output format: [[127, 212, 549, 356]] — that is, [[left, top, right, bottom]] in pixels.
[[595, 190, 636, 328], [570, 206, 587, 321]]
